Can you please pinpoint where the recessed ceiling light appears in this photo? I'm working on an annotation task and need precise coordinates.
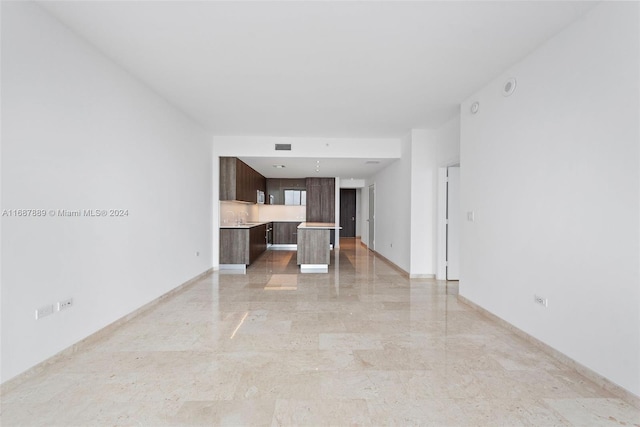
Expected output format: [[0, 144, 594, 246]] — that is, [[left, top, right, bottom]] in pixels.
[[272, 164, 286, 169]]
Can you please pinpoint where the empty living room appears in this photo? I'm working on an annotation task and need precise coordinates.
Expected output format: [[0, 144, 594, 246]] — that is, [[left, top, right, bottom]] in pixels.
[[1, 1, 639, 425]]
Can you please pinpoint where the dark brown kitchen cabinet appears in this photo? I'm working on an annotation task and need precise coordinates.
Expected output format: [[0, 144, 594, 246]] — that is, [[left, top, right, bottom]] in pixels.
[[219, 224, 267, 265], [266, 178, 306, 205], [219, 157, 266, 203], [249, 224, 267, 264], [305, 178, 335, 222], [266, 179, 280, 204], [273, 222, 300, 244], [236, 159, 249, 201], [219, 228, 247, 264]]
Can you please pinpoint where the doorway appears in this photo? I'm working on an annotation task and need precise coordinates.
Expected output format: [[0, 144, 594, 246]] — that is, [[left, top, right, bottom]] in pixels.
[[340, 189, 356, 238], [446, 166, 460, 280], [437, 165, 461, 280]]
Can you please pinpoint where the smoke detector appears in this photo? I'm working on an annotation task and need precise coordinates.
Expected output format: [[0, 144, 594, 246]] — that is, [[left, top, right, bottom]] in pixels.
[[503, 78, 517, 97]]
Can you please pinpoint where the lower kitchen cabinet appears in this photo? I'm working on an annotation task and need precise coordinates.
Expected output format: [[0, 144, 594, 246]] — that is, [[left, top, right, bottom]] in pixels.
[[248, 224, 267, 264], [220, 224, 267, 265], [273, 222, 300, 244]]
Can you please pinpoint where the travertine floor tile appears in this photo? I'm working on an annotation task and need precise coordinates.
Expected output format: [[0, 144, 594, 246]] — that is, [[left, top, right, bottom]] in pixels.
[[459, 398, 572, 426], [1, 239, 638, 426], [544, 398, 640, 426], [271, 398, 371, 426]]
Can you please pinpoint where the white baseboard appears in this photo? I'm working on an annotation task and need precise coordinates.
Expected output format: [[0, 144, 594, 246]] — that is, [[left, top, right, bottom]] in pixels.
[[410, 273, 436, 279]]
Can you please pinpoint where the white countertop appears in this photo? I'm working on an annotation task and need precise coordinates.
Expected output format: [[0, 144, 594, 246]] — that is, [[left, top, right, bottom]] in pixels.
[[220, 222, 269, 229], [220, 220, 306, 229], [297, 222, 339, 229]]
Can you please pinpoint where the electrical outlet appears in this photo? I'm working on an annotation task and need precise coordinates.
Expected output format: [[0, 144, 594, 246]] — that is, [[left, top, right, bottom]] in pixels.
[[534, 295, 548, 307], [35, 304, 54, 319], [57, 298, 73, 311], [195, 251, 200, 257]]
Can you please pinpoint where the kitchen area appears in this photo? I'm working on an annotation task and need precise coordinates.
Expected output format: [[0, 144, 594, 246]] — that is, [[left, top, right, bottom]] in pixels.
[[219, 157, 337, 273]]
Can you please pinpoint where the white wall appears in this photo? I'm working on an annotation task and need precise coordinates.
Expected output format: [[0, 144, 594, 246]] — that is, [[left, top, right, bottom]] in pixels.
[[335, 177, 340, 248], [409, 130, 433, 277], [340, 178, 366, 188], [363, 121, 460, 275], [410, 119, 461, 278], [1, 2, 213, 383], [361, 184, 371, 247], [370, 135, 412, 272], [435, 119, 461, 280], [433, 117, 461, 168], [460, 2, 639, 396]]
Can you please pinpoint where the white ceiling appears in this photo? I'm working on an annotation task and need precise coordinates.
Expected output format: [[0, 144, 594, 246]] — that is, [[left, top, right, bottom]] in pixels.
[[38, 0, 597, 178], [239, 156, 395, 180]]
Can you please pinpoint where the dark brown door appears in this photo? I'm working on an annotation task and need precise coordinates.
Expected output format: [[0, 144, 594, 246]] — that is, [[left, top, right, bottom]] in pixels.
[[340, 189, 356, 238]]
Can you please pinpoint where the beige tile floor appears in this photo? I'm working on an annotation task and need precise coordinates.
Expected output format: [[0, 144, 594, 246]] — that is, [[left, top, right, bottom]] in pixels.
[[2, 239, 639, 426]]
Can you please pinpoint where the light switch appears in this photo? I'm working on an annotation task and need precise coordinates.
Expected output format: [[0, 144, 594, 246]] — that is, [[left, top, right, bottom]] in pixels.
[[467, 211, 475, 222]]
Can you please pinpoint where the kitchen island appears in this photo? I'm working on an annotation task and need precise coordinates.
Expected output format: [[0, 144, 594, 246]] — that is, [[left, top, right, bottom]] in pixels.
[[297, 222, 337, 273], [219, 222, 269, 272]]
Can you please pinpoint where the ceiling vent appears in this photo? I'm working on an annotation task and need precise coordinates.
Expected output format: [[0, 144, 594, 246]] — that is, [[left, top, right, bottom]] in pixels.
[[275, 144, 292, 151], [365, 160, 380, 164]]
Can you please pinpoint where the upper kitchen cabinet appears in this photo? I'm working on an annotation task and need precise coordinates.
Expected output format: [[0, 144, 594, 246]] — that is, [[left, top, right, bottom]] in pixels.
[[306, 177, 335, 222], [266, 178, 307, 205], [219, 157, 266, 203]]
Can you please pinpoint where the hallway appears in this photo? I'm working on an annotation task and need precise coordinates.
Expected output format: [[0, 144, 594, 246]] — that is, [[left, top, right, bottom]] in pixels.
[[1, 240, 638, 425]]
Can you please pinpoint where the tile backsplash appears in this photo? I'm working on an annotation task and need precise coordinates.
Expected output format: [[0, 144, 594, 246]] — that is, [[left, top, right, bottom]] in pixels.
[[258, 205, 306, 222], [219, 201, 258, 225], [219, 201, 306, 225]]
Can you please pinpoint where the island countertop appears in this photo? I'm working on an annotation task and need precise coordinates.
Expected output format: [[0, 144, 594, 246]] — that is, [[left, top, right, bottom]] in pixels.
[[297, 222, 338, 229], [219, 221, 268, 229]]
